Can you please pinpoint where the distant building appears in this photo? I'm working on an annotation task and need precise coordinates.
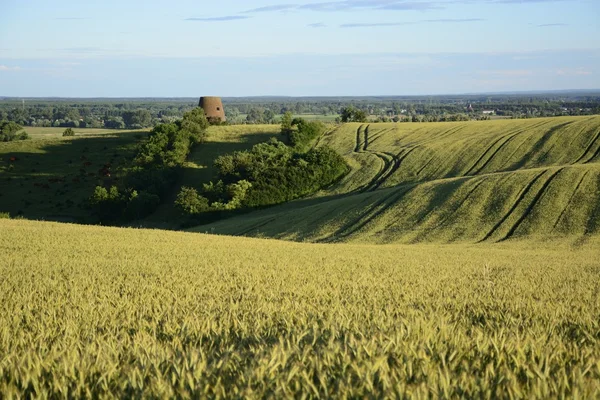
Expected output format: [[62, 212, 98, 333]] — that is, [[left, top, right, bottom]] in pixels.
[[482, 110, 495, 115], [199, 97, 226, 123]]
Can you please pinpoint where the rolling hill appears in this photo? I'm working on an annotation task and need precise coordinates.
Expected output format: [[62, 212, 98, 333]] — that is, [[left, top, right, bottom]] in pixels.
[[193, 116, 600, 243]]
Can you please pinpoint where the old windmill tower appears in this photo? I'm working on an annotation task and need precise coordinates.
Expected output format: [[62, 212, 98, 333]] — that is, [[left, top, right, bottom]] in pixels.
[[199, 96, 226, 123]]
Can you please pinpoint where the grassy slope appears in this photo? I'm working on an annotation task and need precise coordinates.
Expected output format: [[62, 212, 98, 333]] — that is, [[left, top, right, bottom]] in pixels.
[[196, 116, 600, 243], [0, 130, 143, 221], [1, 218, 599, 397]]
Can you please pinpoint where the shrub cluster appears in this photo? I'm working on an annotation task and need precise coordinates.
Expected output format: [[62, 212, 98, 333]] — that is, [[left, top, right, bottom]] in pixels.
[[176, 133, 349, 217], [285, 118, 325, 151], [62, 128, 75, 137], [89, 108, 209, 223], [0, 121, 28, 142]]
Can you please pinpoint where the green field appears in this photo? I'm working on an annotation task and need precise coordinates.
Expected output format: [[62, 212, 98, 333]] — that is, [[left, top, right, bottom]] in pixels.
[[1, 219, 599, 397], [0, 129, 143, 221], [197, 116, 600, 243], [21, 127, 139, 140]]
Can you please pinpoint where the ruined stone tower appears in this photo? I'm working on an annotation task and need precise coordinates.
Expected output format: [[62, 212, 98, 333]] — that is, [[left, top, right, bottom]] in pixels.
[[199, 97, 226, 123]]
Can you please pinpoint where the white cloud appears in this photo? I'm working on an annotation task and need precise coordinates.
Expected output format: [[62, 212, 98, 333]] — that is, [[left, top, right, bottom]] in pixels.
[[556, 67, 592, 76], [0, 65, 21, 71], [478, 69, 534, 77]]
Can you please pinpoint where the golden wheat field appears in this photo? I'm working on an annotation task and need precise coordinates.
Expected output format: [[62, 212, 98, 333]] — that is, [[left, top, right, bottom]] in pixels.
[[1, 219, 599, 398], [199, 116, 600, 243]]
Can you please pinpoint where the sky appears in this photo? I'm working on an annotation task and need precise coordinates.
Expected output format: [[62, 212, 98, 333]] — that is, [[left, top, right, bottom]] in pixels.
[[0, 0, 598, 97]]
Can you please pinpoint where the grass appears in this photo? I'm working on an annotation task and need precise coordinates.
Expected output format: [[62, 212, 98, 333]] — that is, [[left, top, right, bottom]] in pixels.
[[0, 130, 143, 222], [1, 218, 599, 398], [196, 116, 600, 243], [20, 126, 138, 139]]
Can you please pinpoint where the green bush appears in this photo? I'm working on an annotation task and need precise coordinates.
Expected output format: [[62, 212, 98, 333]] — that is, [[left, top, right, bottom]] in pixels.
[[175, 187, 210, 215], [212, 139, 348, 209], [62, 128, 75, 137], [285, 119, 325, 151], [125, 190, 161, 220], [0, 121, 25, 142]]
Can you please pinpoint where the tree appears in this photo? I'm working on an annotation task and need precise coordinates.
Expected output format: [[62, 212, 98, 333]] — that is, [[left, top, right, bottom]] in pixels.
[[122, 109, 152, 128], [280, 111, 294, 134], [104, 117, 125, 129], [0, 121, 22, 135], [179, 107, 209, 144], [263, 109, 275, 124], [340, 106, 367, 123], [246, 108, 264, 124]]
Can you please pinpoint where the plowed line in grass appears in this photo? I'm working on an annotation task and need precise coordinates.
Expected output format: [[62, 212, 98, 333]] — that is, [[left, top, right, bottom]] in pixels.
[[354, 125, 365, 153], [499, 168, 564, 241], [478, 170, 547, 242], [416, 156, 435, 177], [552, 170, 590, 232], [470, 133, 522, 175], [237, 217, 279, 236], [432, 177, 488, 230], [369, 152, 402, 191], [578, 129, 600, 163], [326, 184, 417, 242], [365, 128, 393, 149], [464, 120, 551, 176], [360, 152, 393, 193]]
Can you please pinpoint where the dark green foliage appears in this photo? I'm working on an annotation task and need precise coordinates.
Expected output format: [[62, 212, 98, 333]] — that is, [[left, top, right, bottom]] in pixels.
[[0, 121, 27, 142], [175, 187, 210, 215], [135, 109, 208, 168], [104, 118, 125, 129], [124, 166, 178, 199], [212, 139, 349, 209], [280, 111, 293, 134], [285, 119, 325, 150], [340, 106, 368, 123], [122, 109, 152, 128], [62, 128, 75, 137], [125, 190, 161, 220], [179, 108, 209, 143], [89, 108, 209, 223], [89, 186, 159, 222], [89, 186, 127, 223]]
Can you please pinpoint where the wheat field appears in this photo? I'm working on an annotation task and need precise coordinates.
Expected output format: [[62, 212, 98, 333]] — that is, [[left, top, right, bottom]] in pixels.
[[1, 219, 599, 398], [198, 116, 600, 243]]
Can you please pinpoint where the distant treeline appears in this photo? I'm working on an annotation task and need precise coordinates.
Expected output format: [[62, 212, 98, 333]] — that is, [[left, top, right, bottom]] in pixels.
[[1, 92, 599, 128]]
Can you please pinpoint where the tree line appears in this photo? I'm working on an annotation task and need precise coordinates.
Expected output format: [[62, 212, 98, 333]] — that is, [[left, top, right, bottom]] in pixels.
[[1, 94, 599, 129]]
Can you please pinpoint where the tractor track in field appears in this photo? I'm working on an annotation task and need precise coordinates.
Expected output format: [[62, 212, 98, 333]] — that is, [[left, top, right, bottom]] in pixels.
[[322, 183, 418, 243], [552, 170, 590, 232], [432, 177, 488, 230], [353, 125, 404, 193], [237, 217, 279, 236], [464, 120, 551, 176], [478, 170, 548, 242], [574, 127, 600, 164], [499, 168, 564, 241], [366, 128, 394, 148]]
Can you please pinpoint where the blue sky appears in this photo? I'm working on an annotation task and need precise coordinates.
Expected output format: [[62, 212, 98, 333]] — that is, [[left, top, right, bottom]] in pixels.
[[0, 0, 598, 96]]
